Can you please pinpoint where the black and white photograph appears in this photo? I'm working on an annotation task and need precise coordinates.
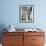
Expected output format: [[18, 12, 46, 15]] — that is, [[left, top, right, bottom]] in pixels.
[[19, 5, 34, 23]]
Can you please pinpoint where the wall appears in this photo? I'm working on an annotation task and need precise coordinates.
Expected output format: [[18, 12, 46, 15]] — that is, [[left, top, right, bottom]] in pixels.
[[0, 0, 46, 29]]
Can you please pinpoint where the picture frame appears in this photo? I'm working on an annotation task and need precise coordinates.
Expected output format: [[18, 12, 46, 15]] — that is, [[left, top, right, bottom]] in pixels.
[[19, 5, 34, 23]]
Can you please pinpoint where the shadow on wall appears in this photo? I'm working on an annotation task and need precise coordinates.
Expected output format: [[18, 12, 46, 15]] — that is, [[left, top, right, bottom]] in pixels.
[[0, 24, 7, 43]]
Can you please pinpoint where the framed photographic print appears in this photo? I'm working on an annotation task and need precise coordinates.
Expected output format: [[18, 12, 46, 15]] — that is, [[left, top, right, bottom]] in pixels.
[[19, 5, 34, 23]]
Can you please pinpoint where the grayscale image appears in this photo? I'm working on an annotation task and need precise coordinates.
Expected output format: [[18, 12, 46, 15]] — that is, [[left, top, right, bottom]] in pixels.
[[19, 5, 34, 23]]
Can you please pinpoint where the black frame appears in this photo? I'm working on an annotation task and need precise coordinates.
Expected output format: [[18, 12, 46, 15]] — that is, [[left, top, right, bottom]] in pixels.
[[19, 5, 34, 23]]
